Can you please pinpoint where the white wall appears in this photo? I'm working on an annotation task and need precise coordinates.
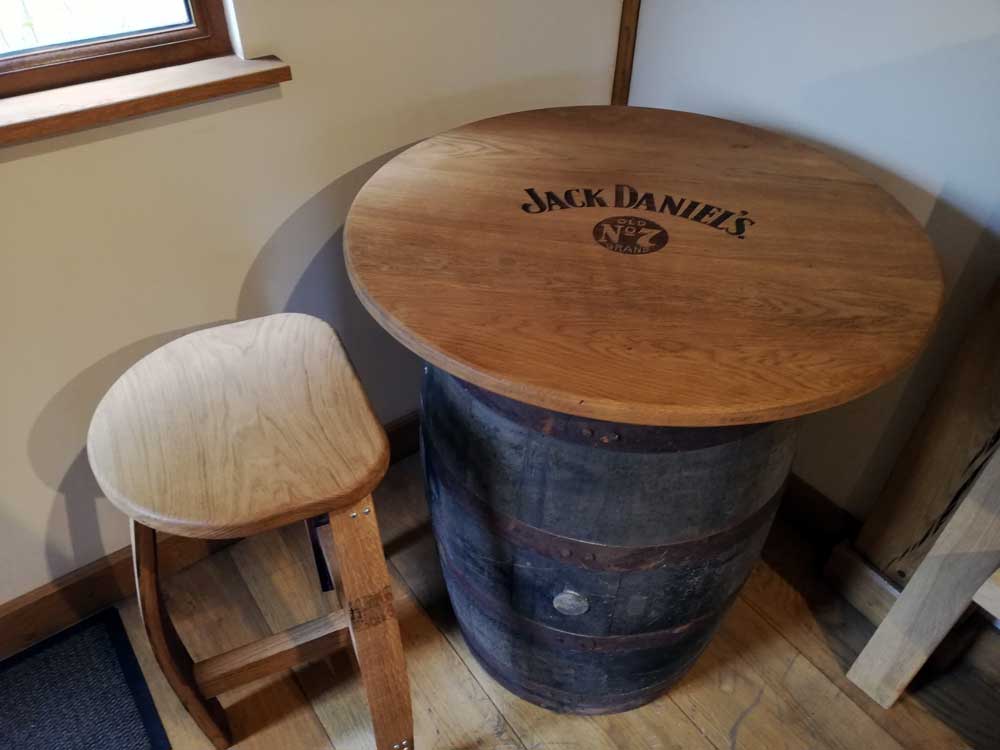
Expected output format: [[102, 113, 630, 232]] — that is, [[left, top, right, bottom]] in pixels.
[[631, 1, 1000, 517], [0, 1, 621, 603]]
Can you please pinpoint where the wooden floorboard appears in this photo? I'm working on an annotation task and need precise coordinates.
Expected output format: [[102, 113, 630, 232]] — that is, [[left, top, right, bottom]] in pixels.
[[745, 527, 969, 750], [231, 522, 526, 750], [758, 518, 1000, 750], [115, 455, 996, 749]]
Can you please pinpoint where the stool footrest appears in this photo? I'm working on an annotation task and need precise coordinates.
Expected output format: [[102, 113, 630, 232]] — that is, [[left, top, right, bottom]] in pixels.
[[193, 609, 352, 697]]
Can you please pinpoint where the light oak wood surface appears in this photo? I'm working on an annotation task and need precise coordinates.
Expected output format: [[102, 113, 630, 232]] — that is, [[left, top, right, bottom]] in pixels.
[[1, 415, 419, 665], [88, 314, 389, 539], [346, 106, 942, 426], [974, 570, 1000, 620], [234, 522, 527, 750], [848, 448, 1000, 708], [151, 549, 335, 749], [194, 610, 351, 698]]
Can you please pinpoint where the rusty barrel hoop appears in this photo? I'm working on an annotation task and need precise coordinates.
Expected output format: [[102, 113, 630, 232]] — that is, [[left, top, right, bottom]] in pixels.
[[420, 365, 797, 713]]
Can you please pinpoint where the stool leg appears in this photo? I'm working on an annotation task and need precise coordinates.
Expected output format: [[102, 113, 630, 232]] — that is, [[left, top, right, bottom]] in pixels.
[[326, 497, 413, 750], [132, 521, 233, 749]]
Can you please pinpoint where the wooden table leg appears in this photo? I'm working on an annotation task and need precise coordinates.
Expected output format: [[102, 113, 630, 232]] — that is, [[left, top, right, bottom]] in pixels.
[[326, 498, 414, 750], [847, 449, 1000, 708], [132, 520, 233, 749]]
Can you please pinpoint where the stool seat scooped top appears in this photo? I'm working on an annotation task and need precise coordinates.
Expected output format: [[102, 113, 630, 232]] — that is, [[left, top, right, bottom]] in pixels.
[[87, 313, 389, 540]]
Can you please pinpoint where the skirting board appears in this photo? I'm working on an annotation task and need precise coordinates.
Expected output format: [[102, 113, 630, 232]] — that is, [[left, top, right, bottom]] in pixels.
[[0, 412, 421, 663]]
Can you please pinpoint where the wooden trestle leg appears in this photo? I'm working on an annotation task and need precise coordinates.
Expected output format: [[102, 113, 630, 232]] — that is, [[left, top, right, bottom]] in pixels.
[[132, 520, 233, 749]]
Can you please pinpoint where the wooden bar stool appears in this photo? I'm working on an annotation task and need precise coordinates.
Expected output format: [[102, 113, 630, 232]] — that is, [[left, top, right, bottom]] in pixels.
[[86, 313, 413, 750]]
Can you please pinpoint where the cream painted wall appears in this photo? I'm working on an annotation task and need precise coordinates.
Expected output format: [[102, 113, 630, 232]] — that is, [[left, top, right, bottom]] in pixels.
[[0, 1, 621, 603], [631, 1, 1000, 518]]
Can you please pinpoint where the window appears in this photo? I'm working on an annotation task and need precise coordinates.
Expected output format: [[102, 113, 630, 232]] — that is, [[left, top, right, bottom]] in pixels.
[[0, 0, 232, 98]]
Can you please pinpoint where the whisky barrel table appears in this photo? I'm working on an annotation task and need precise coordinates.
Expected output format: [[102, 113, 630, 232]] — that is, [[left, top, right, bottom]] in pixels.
[[344, 106, 942, 713]]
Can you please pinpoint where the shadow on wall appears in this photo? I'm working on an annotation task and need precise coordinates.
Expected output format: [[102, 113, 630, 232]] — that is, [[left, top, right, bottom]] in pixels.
[[236, 147, 425, 423], [27, 323, 228, 589], [26, 147, 424, 587], [0, 87, 283, 165], [788, 33, 1000, 516], [790, 158, 1000, 516]]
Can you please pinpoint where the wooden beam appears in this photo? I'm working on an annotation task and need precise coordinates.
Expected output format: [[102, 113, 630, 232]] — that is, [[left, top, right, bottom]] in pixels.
[[611, 0, 642, 105], [847, 449, 1000, 708], [194, 609, 351, 698], [857, 282, 1000, 586], [974, 571, 1000, 621], [825, 542, 901, 625]]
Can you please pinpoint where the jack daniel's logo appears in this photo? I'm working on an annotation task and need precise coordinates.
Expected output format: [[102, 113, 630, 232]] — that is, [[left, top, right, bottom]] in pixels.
[[520, 184, 755, 240]]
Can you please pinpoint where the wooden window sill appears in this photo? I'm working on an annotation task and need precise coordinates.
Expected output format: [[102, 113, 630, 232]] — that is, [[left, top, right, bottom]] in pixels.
[[0, 55, 291, 147]]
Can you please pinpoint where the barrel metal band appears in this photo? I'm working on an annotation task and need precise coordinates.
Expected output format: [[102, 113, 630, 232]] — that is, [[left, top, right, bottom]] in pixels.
[[427, 439, 784, 572], [461, 627, 701, 713], [440, 545, 739, 653], [438, 367, 770, 452]]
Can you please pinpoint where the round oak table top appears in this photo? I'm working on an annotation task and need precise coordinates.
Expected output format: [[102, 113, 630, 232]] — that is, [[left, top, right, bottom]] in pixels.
[[345, 106, 942, 426]]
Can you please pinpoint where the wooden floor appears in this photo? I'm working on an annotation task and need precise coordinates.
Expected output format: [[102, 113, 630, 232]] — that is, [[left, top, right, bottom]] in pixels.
[[118, 456, 998, 750]]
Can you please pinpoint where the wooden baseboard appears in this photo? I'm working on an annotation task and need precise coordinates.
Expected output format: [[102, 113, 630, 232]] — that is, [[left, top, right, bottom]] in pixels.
[[0, 411, 425, 663], [778, 474, 861, 549], [0, 534, 230, 662]]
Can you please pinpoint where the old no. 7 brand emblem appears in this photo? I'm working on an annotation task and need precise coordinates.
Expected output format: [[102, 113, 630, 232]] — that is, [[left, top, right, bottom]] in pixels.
[[593, 216, 668, 255]]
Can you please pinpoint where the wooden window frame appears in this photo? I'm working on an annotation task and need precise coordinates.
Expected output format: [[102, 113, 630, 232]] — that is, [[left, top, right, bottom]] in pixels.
[[0, 0, 233, 99]]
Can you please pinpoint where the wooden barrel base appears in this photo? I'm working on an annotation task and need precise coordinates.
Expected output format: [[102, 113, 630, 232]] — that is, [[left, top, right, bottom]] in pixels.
[[449, 567, 719, 714], [421, 365, 796, 714], [461, 623, 699, 715]]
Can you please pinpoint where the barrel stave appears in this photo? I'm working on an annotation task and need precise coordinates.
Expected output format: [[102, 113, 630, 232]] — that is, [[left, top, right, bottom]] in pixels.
[[421, 365, 796, 712]]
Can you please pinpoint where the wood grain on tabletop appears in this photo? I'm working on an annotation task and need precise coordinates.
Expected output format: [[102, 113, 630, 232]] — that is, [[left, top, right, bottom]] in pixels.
[[87, 313, 389, 539], [346, 106, 942, 426]]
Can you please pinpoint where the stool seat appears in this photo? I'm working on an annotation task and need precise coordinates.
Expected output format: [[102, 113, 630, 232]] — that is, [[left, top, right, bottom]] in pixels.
[[87, 313, 389, 539]]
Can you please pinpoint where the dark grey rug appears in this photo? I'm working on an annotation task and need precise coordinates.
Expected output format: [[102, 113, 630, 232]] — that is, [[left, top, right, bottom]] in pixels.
[[0, 608, 169, 750]]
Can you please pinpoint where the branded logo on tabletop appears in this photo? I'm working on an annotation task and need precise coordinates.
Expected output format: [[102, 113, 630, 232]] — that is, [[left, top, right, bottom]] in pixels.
[[520, 184, 755, 254], [593, 216, 668, 255]]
